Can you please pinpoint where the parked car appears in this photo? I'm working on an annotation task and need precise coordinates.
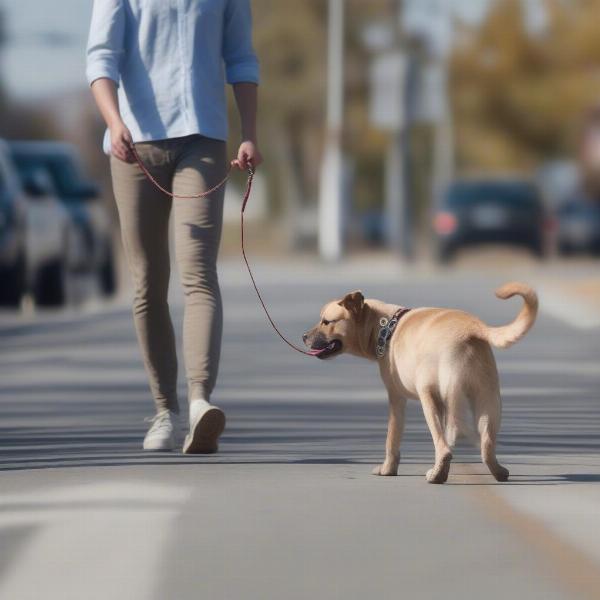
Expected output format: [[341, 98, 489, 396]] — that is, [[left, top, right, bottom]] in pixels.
[[0, 139, 74, 307], [0, 141, 27, 306], [556, 194, 600, 256], [434, 178, 547, 262], [536, 160, 579, 212], [10, 141, 116, 296]]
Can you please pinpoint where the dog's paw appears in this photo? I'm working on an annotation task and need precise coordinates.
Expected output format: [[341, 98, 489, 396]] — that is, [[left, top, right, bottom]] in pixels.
[[425, 468, 445, 484], [493, 466, 510, 482], [372, 463, 398, 476], [425, 453, 452, 484]]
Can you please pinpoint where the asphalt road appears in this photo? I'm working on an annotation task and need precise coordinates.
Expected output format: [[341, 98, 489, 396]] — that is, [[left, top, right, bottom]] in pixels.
[[1, 258, 599, 600]]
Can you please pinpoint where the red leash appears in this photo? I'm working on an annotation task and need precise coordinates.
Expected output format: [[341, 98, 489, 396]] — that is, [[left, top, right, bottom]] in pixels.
[[131, 144, 233, 199], [130, 144, 313, 356]]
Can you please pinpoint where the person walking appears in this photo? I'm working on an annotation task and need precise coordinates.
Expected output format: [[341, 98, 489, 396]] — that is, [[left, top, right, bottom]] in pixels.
[[86, 0, 261, 453]]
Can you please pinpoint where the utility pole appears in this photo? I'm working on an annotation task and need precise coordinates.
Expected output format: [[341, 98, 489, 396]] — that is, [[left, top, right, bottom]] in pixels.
[[364, 20, 408, 256], [429, 4, 454, 207], [431, 59, 454, 203], [399, 45, 419, 260], [401, 0, 454, 258], [318, 0, 344, 262], [366, 3, 417, 260]]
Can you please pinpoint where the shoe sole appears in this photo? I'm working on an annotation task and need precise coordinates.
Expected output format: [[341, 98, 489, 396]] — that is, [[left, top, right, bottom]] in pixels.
[[183, 407, 225, 454], [143, 445, 175, 452], [143, 438, 176, 452]]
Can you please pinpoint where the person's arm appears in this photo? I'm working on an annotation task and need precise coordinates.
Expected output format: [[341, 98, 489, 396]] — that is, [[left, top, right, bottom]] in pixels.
[[223, 0, 262, 171], [232, 82, 262, 171], [90, 78, 133, 162], [86, 0, 132, 162]]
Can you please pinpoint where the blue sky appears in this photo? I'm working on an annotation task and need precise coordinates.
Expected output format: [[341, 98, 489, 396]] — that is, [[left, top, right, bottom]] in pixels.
[[0, 0, 493, 100]]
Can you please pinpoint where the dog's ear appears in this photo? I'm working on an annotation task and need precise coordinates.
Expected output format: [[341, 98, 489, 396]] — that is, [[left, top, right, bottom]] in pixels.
[[338, 291, 364, 318]]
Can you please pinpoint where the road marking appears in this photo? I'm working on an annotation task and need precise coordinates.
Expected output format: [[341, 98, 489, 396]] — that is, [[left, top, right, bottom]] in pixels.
[[538, 285, 600, 329], [465, 465, 600, 600], [500, 386, 589, 396], [498, 360, 600, 376], [0, 480, 189, 600]]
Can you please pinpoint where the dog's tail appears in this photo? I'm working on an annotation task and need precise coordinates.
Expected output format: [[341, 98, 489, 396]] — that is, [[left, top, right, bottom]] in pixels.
[[477, 282, 538, 349]]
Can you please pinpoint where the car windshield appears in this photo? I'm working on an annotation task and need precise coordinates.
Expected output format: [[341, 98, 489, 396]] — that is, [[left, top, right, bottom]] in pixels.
[[0, 167, 6, 205], [13, 152, 85, 197], [559, 198, 600, 215], [446, 182, 539, 208]]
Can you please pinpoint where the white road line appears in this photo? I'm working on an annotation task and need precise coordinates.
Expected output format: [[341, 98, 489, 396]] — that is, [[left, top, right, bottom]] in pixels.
[[499, 359, 600, 376], [493, 483, 600, 567], [538, 285, 600, 329], [0, 481, 190, 600]]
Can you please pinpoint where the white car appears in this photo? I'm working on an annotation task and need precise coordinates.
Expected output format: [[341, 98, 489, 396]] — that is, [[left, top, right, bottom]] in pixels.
[[10, 141, 116, 298], [0, 140, 73, 307]]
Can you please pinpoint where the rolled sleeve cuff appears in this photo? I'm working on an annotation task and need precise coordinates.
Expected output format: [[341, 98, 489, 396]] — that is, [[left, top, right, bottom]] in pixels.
[[226, 59, 260, 85], [86, 58, 120, 87]]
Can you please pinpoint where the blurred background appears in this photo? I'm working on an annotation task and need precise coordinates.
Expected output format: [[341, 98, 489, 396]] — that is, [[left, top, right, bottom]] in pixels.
[[2, 6, 600, 595], [1, 0, 600, 309]]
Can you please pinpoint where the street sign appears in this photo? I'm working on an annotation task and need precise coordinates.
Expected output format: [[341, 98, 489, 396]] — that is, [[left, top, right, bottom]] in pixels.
[[402, 0, 452, 58], [413, 62, 448, 125], [369, 50, 406, 131]]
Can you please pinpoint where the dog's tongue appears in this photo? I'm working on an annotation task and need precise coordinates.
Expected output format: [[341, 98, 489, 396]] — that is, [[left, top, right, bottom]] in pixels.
[[308, 347, 326, 356], [308, 342, 336, 356]]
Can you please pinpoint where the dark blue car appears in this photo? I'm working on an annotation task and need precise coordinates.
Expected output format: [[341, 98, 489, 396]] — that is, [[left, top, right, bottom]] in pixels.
[[557, 195, 600, 256], [434, 178, 546, 262]]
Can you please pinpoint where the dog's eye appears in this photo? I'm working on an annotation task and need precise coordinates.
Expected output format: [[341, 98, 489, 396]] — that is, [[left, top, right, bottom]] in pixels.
[[322, 319, 331, 326]]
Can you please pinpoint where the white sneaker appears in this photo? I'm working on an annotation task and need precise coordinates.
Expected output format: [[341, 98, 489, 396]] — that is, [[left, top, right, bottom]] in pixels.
[[143, 410, 180, 451], [183, 398, 225, 454]]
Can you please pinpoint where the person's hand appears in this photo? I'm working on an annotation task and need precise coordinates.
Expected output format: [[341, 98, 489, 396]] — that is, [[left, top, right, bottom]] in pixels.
[[232, 140, 262, 172], [109, 120, 134, 163]]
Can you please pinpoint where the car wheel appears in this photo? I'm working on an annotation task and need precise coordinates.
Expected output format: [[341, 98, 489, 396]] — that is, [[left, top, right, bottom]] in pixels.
[[530, 240, 546, 259], [34, 259, 67, 307], [99, 240, 116, 297], [0, 251, 26, 308], [558, 242, 574, 257], [437, 244, 455, 264]]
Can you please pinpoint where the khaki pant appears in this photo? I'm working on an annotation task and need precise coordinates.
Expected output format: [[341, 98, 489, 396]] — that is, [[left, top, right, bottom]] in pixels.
[[110, 134, 227, 413]]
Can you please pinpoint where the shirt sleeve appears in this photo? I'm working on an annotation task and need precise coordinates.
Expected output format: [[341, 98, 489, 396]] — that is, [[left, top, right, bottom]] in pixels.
[[222, 0, 260, 85], [86, 0, 125, 87]]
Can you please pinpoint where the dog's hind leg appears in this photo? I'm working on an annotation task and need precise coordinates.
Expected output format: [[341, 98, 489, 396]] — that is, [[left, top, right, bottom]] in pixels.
[[372, 389, 406, 476], [476, 397, 509, 482], [418, 386, 453, 484]]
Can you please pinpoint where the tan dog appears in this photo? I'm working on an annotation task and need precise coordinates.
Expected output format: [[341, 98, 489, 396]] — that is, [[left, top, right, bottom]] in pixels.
[[303, 282, 538, 484]]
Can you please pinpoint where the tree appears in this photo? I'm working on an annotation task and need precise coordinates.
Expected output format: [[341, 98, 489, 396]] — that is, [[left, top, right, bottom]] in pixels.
[[451, 0, 600, 171], [227, 0, 390, 237]]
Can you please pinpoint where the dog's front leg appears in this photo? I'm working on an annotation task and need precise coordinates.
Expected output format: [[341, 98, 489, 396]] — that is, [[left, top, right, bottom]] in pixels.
[[372, 392, 406, 476]]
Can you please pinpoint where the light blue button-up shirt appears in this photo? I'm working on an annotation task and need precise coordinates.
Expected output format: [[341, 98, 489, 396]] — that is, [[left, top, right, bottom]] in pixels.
[[86, 0, 259, 153]]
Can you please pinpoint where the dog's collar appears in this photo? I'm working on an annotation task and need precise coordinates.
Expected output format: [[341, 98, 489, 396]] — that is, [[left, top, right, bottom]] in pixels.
[[375, 307, 412, 359]]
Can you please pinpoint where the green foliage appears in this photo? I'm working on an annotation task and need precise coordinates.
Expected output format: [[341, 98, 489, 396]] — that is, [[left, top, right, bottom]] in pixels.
[[451, 0, 600, 170], [253, 0, 326, 122], [227, 0, 390, 214]]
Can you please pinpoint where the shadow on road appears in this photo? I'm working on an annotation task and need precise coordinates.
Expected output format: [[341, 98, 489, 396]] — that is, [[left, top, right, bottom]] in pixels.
[[448, 473, 600, 486], [2, 280, 600, 484]]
